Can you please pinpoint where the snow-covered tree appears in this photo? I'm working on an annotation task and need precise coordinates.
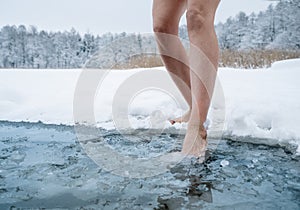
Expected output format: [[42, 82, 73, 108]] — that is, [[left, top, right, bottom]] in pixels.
[[0, 1, 298, 69]]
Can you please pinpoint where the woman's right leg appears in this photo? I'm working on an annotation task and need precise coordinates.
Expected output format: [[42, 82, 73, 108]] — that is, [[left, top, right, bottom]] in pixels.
[[152, 0, 192, 123]]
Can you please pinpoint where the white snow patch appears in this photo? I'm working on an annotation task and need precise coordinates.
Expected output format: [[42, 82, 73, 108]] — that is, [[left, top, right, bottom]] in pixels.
[[0, 59, 299, 153]]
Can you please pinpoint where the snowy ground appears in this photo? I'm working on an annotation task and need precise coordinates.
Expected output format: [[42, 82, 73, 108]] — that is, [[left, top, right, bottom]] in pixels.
[[0, 59, 299, 153]]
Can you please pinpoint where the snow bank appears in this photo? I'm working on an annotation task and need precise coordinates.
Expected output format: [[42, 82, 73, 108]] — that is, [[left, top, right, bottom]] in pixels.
[[218, 59, 300, 153], [0, 59, 299, 153]]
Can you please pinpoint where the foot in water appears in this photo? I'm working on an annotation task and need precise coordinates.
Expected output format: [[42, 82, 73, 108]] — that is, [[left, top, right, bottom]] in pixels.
[[181, 123, 208, 163], [169, 110, 191, 125]]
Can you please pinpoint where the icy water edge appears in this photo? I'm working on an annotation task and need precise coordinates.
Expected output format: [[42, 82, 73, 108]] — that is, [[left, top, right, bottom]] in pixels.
[[0, 121, 299, 210]]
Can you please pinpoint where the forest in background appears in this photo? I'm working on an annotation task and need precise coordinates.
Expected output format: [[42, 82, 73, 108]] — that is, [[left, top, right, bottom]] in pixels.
[[0, 0, 299, 69]]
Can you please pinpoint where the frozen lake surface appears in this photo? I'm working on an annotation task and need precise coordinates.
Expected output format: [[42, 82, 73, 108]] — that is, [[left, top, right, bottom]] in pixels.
[[0, 121, 299, 209]]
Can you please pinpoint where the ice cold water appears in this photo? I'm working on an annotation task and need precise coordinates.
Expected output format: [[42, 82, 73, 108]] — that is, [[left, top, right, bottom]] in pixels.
[[0, 121, 299, 209]]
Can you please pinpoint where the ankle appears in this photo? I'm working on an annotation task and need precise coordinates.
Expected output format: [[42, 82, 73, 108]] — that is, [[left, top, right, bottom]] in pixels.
[[187, 122, 207, 139]]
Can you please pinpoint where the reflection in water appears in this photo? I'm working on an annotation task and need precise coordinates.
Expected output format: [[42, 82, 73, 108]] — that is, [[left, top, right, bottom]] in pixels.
[[188, 177, 213, 203]]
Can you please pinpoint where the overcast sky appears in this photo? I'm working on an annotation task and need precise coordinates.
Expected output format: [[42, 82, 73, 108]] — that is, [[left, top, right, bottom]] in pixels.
[[0, 0, 273, 35]]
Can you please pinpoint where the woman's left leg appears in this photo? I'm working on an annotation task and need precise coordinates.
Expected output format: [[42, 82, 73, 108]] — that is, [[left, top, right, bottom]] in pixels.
[[181, 0, 220, 158]]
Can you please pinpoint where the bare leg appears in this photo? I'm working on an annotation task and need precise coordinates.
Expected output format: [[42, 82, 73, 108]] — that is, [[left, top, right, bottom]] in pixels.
[[152, 0, 192, 123], [181, 0, 220, 159]]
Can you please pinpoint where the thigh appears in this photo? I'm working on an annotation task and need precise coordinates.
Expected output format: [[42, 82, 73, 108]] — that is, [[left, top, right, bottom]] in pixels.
[[152, 0, 187, 33]]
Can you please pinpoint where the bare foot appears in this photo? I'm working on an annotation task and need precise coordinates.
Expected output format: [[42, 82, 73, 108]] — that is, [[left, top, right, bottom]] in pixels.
[[169, 110, 191, 125], [181, 123, 207, 163]]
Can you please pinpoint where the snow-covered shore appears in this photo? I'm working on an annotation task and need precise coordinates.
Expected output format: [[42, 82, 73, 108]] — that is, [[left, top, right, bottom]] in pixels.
[[0, 59, 299, 153]]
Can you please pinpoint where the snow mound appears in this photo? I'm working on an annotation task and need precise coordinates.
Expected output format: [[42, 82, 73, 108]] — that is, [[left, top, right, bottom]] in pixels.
[[0, 59, 299, 154], [271, 58, 300, 71]]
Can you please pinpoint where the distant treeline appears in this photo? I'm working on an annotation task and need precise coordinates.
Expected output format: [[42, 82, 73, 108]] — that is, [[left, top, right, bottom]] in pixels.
[[215, 0, 300, 50], [0, 0, 299, 69]]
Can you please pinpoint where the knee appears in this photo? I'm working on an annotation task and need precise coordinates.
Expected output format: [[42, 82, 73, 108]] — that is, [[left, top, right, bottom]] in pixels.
[[153, 21, 177, 35], [186, 9, 207, 33], [153, 23, 167, 33]]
